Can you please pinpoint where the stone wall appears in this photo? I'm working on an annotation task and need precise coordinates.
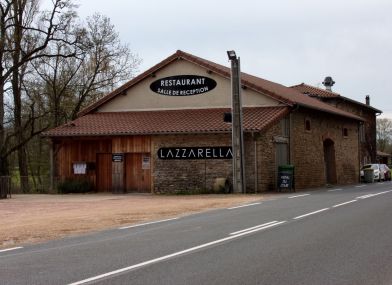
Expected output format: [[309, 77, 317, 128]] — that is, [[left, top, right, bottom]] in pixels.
[[290, 109, 360, 189], [151, 133, 258, 194], [321, 98, 377, 164], [150, 108, 360, 194], [255, 124, 282, 192], [152, 134, 232, 194]]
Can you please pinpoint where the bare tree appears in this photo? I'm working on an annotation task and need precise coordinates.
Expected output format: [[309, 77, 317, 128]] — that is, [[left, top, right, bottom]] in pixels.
[[0, 0, 77, 184], [69, 13, 140, 119], [32, 13, 141, 126], [377, 118, 392, 153], [24, 12, 140, 192]]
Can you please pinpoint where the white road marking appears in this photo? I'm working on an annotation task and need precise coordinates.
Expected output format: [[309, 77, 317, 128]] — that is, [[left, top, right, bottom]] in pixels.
[[119, 217, 179, 230], [0, 247, 23, 253], [357, 194, 374, 199], [357, 190, 392, 200], [68, 221, 286, 285], [374, 190, 392, 195], [328, 188, 342, 192], [355, 185, 366, 188], [332, 200, 357, 208], [227, 202, 261, 210], [288, 194, 310, 199], [293, 208, 330, 220], [230, 221, 280, 235]]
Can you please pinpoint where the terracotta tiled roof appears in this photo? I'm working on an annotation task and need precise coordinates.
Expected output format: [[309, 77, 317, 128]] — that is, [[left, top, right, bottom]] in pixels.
[[44, 107, 290, 137], [77, 50, 363, 121], [291, 83, 382, 113], [290, 83, 340, 98]]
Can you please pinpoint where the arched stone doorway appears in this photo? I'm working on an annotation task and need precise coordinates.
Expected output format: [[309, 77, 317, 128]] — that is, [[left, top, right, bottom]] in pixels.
[[323, 139, 337, 184]]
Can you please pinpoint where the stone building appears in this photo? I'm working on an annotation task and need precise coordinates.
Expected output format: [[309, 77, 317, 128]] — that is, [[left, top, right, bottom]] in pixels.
[[291, 82, 381, 166], [45, 50, 364, 193]]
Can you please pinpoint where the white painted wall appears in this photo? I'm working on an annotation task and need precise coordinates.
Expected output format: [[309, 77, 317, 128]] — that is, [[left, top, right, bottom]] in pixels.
[[98, 59, 279, 112]]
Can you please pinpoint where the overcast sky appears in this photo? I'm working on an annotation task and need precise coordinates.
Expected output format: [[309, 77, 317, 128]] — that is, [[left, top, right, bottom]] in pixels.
[[76, 0, 392, 118]]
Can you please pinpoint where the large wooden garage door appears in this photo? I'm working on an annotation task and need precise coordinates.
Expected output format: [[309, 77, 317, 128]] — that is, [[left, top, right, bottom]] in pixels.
[[125, 153, 151, 193], [96, 153, 112, 192]]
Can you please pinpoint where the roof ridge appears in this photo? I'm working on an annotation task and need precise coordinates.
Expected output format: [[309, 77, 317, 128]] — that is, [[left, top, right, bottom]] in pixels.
[[76, 50, 363, 122], [290, 82, 341, 96]]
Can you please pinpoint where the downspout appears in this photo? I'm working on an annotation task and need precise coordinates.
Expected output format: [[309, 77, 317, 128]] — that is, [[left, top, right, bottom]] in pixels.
[[253, 132, 258, 193], [358, 122, 362, 183], [290, 104, 299, 190]]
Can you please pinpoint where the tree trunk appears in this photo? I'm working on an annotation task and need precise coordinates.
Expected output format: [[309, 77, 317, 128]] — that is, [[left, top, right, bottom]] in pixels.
[[12, 1, 29, 193]]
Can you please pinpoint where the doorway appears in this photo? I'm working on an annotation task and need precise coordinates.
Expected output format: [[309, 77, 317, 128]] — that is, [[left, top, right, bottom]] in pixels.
[[96, 153, 112, 192], [323, 139, 337, 184], [125, 153, 151, 193]]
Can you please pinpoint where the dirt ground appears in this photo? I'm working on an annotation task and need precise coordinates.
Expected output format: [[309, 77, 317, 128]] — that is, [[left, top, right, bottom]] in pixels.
[[0, 193, 269, 249]]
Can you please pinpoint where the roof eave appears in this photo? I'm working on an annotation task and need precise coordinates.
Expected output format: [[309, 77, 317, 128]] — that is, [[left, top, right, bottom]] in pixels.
[[296, 103, 364, 122], [322, 96, 382, 114]]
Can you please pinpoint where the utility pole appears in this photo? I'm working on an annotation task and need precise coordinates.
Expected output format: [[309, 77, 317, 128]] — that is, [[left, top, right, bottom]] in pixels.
[[227, 50, 246, 193]]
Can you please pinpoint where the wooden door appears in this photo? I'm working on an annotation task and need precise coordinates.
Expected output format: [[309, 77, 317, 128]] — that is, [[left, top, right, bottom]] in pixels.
[[96, 153, 112, 192], [125, 153, 151, 193], [323, 139, 337, 184]]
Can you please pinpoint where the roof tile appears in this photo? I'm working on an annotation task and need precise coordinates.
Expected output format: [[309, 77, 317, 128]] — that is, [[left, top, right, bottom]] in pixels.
[[44, 107, 290, 137], [290, 83, 340, 98], [77, 50, 363, 121]]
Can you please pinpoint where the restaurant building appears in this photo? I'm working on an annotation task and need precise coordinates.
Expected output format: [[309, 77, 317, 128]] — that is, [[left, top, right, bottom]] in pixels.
[[44, 50, 364, 193]]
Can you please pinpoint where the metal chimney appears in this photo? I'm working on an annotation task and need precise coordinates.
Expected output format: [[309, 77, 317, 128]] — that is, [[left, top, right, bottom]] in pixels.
[[322, 76, 335, 91], [365, 95, 370, 106]]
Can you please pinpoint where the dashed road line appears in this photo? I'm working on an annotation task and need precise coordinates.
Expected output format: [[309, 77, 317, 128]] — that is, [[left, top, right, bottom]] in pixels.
[[230, 221, 280, 235], [68, 221, 286, 285], [293, 208, 330, 220], [288, 194, 310, 199], [328, 188, 343, 192], [355, 185, 366, 188], [0, 247, 23, 253], [357, 194, 374, 199], [227, 202, 261, 210], [119, 217, 179, 230], [332, 200, 357, 208]]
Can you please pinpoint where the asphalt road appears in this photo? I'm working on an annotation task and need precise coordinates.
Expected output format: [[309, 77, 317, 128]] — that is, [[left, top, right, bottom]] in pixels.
[[1, 182, 392, 285]]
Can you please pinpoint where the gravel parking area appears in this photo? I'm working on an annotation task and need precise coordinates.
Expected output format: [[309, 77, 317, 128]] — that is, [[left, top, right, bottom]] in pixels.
[[0, 193, 268, 249]]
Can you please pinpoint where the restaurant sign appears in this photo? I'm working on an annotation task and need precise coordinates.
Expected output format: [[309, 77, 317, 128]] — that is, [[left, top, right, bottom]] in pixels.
[[158, 147, 232, 160], [150, 75, 217, 96]]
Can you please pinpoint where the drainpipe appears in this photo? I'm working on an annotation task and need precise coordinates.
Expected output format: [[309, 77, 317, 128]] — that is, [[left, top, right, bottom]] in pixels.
[[253, 132, 258, 193], [49, 140, 54, 192], [358, 122, 361, 183]]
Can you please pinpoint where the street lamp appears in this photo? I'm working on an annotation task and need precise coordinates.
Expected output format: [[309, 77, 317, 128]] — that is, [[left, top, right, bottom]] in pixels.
[[227, 50, 246, 193], [227, 50, 237, 60]]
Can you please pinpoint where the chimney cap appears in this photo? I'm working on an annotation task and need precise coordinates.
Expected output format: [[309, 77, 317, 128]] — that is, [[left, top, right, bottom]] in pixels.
[[365, 95, 370, 106], [322, 76, 335, 87]]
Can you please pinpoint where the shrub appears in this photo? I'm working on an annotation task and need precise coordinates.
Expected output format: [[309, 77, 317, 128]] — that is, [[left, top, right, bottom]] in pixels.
[[57, 179, 93, 194]]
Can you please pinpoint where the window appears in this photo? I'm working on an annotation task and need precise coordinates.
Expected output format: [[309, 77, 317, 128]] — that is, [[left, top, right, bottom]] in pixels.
[[280, 117, 289, 137], [305, 118, 311, 131], [342, 127, 348, 137], [359, 124, 365, 142], [73, 162, 87, 174], [276, 143, 289, 166]]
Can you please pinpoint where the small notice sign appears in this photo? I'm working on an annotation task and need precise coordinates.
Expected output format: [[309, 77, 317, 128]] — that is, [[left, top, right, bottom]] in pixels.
[[112, 153, 124, 162], [142, 155, 150, 169], [278, 172, 293, 191]]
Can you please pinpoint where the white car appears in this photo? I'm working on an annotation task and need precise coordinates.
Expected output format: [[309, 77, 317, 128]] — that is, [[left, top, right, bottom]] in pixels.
[[360, 164, 381, 181]]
